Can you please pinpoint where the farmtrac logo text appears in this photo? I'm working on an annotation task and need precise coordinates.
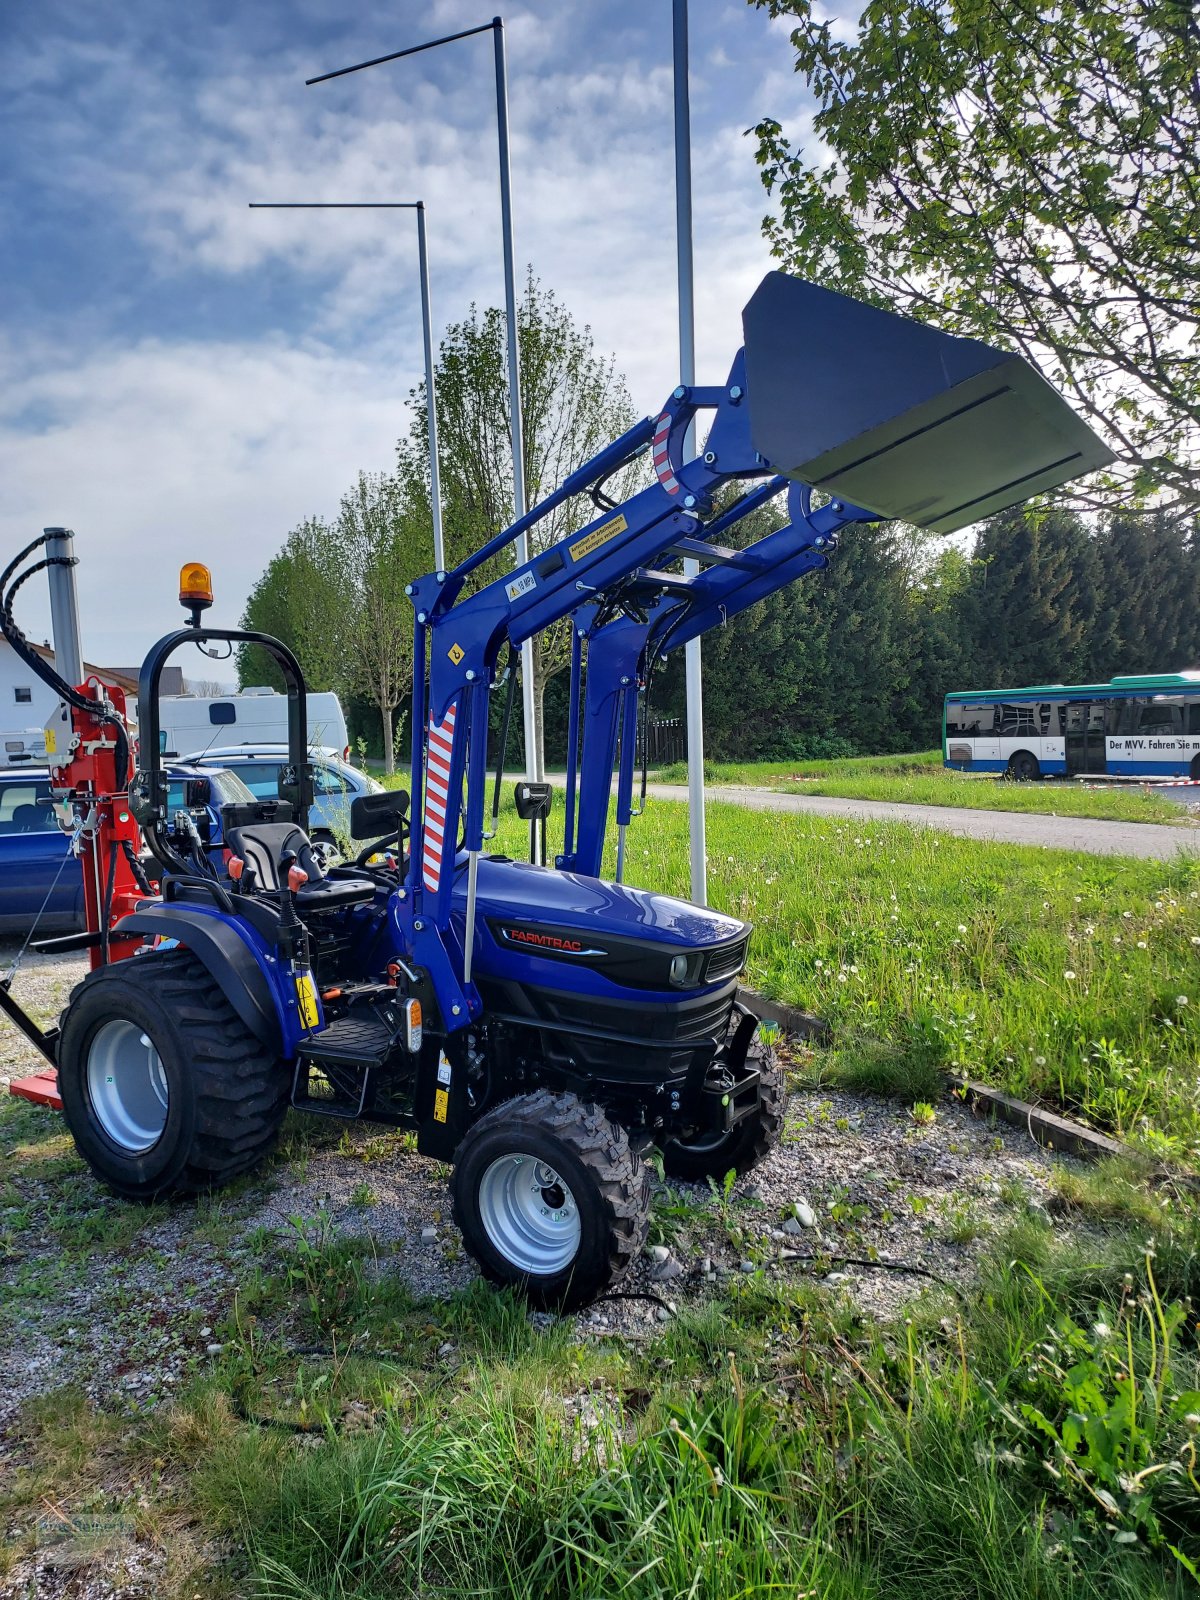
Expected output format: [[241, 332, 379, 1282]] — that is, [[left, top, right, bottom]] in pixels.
[[500, 926, 605, 957]]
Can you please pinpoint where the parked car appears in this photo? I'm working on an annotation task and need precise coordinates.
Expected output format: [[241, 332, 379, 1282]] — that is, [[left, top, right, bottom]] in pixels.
[[0, 768, 82, 932], [182, 745, 384, 863], [0, 764, 255, 935]]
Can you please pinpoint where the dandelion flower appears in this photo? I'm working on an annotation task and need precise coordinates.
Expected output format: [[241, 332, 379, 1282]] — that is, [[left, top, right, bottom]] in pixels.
[[1035, 1055, 1047, 1067], [1137, 940, 1148, 949], [1063, 970, 1076, 981], [1123, 910, 1133, 919], [1093, 1322, 1111, 1338], [1178, 996, 1190, 1008], [957, 924, 967, 934]]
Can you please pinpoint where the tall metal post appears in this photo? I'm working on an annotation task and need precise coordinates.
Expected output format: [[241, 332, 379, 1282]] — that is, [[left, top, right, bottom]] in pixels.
[[307, 18, 541, 815], [415, 202, 446, 573], [492, 17, 540, 803], [672, 0, 708, 906], [43, 527, 84, 688]]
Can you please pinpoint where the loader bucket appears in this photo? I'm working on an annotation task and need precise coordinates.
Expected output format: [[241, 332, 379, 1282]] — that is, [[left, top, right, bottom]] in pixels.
[[741, 272, 1113, 533]]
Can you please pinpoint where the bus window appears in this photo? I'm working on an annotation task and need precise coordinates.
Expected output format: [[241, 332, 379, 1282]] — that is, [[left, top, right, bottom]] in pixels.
[[1139, 699, 1183, 735], [1186, 699, 1200, 736], [946, 702, 995, 736], [998, 703, 1038, 736]]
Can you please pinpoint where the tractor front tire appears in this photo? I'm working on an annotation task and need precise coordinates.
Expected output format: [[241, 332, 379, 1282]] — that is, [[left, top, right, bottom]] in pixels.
[[660, 1036, 785, 1183], [451, 1090, 651, 1311], [58, 948, 287, 1202]]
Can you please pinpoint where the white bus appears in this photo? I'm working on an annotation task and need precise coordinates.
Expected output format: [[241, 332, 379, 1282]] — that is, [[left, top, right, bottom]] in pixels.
[[157, 687, 349, 760], [944, 672, 1200, 782]]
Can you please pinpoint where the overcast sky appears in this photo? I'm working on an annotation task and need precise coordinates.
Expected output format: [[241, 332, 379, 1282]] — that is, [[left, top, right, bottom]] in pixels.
[[0, 0, 822, 669]]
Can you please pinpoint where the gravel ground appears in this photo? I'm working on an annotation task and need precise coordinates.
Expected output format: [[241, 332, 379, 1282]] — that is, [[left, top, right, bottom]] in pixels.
[[1, 948, 1091, 1430], [0, 943, 1108, 1600]]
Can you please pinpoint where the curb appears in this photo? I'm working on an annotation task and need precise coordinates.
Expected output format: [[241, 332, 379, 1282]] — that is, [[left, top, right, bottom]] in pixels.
[[738, 988, 830, 1044], [946, 1076, 1131, 1162], [739, 991, 1131, 1164]]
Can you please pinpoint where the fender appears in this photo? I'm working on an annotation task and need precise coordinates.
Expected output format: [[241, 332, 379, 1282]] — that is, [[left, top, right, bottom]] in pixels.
[[115, 906, 289, 1055]]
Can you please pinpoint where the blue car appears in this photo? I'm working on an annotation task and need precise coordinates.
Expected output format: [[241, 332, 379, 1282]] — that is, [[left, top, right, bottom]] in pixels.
[[0, 769, 82, 933], [183, 745, 384, 864], [0, 764, 254, 934]]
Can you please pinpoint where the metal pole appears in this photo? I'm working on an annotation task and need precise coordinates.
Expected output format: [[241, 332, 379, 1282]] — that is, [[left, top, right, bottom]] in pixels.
[[43, 527, 84, 688], [416, 203, 446, 573], [248, 201, 444, 570], [492, 17, 540, 808], [672, 0, 707, 906]]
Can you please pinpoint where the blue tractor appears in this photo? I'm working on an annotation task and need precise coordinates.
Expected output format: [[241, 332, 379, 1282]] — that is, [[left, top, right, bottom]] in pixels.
[[4, 273, 1111, 1307]]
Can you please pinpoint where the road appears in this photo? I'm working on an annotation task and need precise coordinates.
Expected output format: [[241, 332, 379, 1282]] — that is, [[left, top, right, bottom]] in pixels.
[[641, 783, 1198, 861]]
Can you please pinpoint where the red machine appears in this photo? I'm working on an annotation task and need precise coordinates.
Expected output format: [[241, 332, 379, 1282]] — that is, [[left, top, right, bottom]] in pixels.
[[2, 532, 155, 1107]]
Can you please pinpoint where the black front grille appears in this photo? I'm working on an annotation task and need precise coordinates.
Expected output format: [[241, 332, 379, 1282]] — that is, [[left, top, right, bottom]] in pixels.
[[676, 988, 740, 1042], [478, 976, 738, 1086], [705, 938, 748, 985]]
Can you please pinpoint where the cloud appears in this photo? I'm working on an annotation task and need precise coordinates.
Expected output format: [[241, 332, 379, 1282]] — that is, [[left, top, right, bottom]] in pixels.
[[1, 0, 825, 665], [0, 335, 408, 664]]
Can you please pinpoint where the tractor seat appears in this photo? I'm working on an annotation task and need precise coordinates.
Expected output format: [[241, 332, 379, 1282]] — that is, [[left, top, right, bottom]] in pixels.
[[224, 821, 376, 912]]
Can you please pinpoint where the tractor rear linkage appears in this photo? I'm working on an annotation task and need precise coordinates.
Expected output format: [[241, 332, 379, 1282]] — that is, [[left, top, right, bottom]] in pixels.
[[2, 272, 1111, 1308]]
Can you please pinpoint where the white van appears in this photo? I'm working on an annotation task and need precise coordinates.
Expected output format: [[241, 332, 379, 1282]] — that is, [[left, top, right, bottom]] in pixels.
[[157, 688, 349, 759]]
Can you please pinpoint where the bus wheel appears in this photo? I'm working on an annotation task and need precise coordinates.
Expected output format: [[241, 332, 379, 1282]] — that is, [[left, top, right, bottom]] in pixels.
[[1007, 751, 1040, 782]]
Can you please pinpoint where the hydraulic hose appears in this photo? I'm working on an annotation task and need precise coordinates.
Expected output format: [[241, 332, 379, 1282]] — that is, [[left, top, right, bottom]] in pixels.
[[0, 538, 131, 788]]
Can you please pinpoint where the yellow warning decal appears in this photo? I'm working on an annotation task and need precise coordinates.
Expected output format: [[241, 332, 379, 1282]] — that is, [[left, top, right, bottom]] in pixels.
[[44, 726, 57, 755], [447, 642, 465, 665], [295, 972, 320, 1030], [433, 1088, 449, 1123], [570, 513, 628, 563]]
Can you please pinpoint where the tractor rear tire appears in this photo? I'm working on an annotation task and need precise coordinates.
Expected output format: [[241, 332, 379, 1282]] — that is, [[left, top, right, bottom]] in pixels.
[[58, 948, 287, 1202], [451, 1090, 651, 1311], [660, 1037, 784, 1183]]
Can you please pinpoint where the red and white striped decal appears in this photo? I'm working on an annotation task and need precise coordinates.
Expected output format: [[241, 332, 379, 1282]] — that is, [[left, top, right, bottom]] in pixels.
[[422, 701, 458, 892], [652, 412, 681, 496]]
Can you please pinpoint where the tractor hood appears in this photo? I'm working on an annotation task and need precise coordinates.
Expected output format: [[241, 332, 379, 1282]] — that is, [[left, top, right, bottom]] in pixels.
[[452, 854, 750, 995]]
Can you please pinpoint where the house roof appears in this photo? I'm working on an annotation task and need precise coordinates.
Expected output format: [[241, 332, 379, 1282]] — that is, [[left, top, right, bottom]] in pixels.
[[23, 641, 140, 696]]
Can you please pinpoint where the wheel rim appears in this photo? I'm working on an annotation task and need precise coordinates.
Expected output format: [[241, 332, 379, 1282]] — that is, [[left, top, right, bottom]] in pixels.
[[86, 1019, 169, 1153], [477, 1153, 581, 1275]]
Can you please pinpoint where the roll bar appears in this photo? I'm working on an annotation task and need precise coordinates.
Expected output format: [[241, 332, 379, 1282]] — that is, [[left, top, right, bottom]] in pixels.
[[135, 626, 312, 875]]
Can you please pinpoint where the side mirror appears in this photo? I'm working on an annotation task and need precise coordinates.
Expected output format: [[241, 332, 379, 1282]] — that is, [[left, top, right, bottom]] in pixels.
[[350, 789, 409, 840], [514, 781, 553, 821]]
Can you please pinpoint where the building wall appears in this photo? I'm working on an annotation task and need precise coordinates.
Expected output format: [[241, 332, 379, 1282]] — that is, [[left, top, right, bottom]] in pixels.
[[0, 642, 61, 735]]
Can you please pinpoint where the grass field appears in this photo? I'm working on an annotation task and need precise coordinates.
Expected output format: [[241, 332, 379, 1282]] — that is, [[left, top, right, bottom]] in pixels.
[[491, 797, 1200, 1161], [5, 1084, 1200, 1596], [6, 799, 1200, 1593], [653, 750, 1192, 825]]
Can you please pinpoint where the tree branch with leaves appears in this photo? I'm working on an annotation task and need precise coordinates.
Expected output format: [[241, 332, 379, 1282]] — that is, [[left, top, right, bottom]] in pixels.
[[751, 0, 1200, 516]]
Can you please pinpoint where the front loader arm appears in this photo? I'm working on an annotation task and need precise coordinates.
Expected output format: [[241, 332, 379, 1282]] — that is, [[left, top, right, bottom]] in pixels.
[[562, 482, 877, 879], [396, 269, 1113, 1024]]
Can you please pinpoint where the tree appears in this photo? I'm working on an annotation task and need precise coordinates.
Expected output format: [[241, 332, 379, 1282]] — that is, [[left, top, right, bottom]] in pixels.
[[751, 0, 1200, 515], [239, 516, 349, 693], [333, 472, 425, 776], [962, 507, 1100, 687], [397, 273, 641, 778]]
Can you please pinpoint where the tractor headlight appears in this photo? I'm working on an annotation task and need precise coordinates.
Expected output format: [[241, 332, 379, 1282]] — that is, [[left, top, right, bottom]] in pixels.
[[669, 954, 690, 986]]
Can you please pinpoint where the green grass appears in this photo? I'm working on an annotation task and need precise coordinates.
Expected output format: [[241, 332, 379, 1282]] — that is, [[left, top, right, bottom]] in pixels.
[[653, 750, 1191, 825], [494, 796, 1200, 1160], [113, 1222, 1200, 1597]]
